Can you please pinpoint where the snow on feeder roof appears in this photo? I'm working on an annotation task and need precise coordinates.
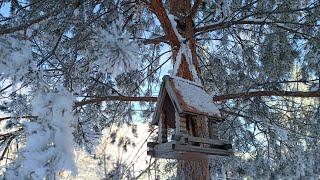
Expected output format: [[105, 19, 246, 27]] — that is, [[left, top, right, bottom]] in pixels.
[[152, 75, 221, 125]]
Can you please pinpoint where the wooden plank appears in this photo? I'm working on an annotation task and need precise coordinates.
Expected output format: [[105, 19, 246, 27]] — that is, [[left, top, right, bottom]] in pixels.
[[161, 113, 168, 143], [175, 111, 181, 134], [157, 113, 163, 143], [172, 134, 182, 141], [153, 141, 175, 154], [180, 117, 187, 133], [160, 151, 208, 161], [163, 94, 176, 128], [172, 134, 188, 144], [152, 82, 166, 125], [151, 147, 209, 161], [182, 110, 223, 121], [181, 135, 231, 147], [172, 134, 232, 150], [180, 123, 187, 128], [149, 142, 232, 159], [152, 151, 177, 159], [162, 128, 167, 143], [165, 81, 183, 114], [147, 142, 158, 148], [147, 150, 155, 156], [208, 120, 219, 139], [173, 144, 232, 156]]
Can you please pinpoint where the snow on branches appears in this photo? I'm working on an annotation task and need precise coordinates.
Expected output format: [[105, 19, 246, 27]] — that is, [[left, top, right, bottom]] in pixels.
[[5, 87, 77, 178], [92, 25, 141, 78], [167, 12, 201, 84], [0, 36, 35, 80]]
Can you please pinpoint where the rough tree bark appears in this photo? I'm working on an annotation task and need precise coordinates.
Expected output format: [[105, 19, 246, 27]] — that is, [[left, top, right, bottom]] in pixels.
[[171, 2, 211, 180], [148, 0, 211, 179]]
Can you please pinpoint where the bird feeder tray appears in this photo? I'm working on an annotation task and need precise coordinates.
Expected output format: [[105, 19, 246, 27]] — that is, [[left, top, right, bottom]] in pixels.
[[148, 75, 232, 160], [147, 135, 232, 160]]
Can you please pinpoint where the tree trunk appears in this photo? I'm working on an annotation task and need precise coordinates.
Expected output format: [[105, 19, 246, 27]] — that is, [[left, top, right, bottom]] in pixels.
[[169, 1, 211, 180], [176, 116, 210, 180], [148, 0, 211, 179], [149, 0, 211, 179]]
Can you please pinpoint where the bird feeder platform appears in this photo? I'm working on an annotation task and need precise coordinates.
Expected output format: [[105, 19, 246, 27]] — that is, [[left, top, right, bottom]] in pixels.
[[148, 75, 232, 160], [147, 135, 232, 160]]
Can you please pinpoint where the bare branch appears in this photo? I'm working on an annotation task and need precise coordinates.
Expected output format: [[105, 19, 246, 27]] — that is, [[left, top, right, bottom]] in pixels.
[[0, 83, 13, 94], [0, 116, 37, 122], [137, 36, 168, 45], [75, 89, 320, 107], [0, 10, 59, 35], [213, 90, 320, 101], [195, 17, 319, 39], [189, 0, 202, 18], [0, 135, 15, 161], [74, 96, 158, 107], [1, 91, 318, 117]]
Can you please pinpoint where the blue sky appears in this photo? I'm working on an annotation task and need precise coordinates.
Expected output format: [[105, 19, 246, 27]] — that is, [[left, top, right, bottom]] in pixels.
[[0, 2, 10, 17]]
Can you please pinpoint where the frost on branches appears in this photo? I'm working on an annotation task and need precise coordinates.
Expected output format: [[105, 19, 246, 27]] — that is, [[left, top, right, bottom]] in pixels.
[[91, 25, 141, 78], [0, 36, 35, 80], [5, 87, 77, 179]]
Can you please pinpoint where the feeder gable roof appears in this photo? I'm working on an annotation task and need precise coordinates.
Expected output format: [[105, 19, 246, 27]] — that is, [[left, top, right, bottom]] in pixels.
[[152, 75, 221, 125]]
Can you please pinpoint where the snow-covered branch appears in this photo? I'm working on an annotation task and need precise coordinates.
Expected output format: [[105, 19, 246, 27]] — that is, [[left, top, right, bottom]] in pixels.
[[75, 90, 320, 106], [75, 96, 158, 107], [213, 90, 320, 101]]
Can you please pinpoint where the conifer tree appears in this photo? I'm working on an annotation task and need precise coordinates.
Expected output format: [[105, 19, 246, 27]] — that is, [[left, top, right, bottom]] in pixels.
[[0, 0, 319, 179]]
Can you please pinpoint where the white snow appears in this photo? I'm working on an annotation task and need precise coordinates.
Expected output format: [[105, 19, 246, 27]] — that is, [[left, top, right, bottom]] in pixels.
[[222, 0, 232, 16], [73, 9, 80, 16], [172, 77, 220, 116], [170, 75, 203, 88], [271, 124, 288, 141], [309, 85, 319, 91], [6, 86, 78, 178], [167, 13, 184, 42], [179, 43, 201, 84], [166, 12, 201, 84], [92, 26, 140, 77], [172, 46, 182, 75], [248, 88, 260, 92], [0, 36, 35, 79], [171, 43, 201, 84]]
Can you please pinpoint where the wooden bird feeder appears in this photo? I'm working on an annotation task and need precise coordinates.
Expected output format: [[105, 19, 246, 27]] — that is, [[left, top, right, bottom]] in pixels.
[[147, 75, 232, 160]]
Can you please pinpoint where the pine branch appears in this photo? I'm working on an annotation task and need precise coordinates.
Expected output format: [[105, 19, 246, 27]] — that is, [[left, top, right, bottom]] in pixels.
[[0, 10, 59, 35], [195, 17, 320, 39], [0, 116, 37, 121], [74, 90, 320, 106], [74, 96, 158, 107], [212, 90, 320, 101], [1, 90, 318, 120]]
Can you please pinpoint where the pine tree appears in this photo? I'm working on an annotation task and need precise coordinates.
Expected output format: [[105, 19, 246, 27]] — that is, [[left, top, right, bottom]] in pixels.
[[0, 0, 319, 179]]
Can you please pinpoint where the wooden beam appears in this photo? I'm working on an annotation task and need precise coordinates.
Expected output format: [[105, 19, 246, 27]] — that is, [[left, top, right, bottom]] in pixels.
[[180, 117, 187, 134], [174, 135, 231, 147], [173, 143, 232, 156], [147, 142, 158, 148]]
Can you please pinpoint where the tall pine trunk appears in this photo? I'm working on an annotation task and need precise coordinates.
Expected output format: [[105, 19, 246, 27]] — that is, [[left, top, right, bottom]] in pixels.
[[149, 0, 211, 179]]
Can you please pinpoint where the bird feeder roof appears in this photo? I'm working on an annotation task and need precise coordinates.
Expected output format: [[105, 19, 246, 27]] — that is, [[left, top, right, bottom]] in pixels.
[[152, 75, 221, 125]]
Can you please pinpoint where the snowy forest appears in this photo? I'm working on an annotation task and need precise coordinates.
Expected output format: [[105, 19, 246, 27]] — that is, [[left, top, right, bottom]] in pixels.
[[0, 0, 319, 179]]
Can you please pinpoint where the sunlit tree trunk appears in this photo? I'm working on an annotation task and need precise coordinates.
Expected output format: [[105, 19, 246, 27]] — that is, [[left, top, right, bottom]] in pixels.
[[171, 1, 210, 179], [149, 0, 211, 179]]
